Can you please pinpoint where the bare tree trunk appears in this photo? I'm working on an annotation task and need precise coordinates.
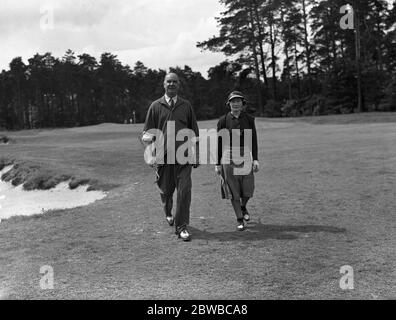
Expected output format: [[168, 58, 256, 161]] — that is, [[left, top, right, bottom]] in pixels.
[[269, 15, 278, 100], [340, 38, 345, 60], [376, 18, 384, 71], [247, 5, 264, 113], [302, 0, 313, 94], [280, 5, 292, 100], [285, 49, 292, 100], [252, 0, 269, 87], [332, 38, 338, 70], [294, 28, 301, 99], [252, 46, 264, 114], [354, 0, 363, 113]]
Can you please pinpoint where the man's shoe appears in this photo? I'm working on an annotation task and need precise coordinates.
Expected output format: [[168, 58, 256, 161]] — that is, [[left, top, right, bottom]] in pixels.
[[178, 229, 191, 241], [166, 216, 174, 226], [237, 220, 245, 231]]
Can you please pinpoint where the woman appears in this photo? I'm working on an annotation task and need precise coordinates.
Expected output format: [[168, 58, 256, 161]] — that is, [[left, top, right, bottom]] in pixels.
[[215, 91, 259, 231]]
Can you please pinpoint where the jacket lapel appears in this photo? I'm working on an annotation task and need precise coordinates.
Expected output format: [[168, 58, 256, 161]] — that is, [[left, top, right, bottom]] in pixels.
[[174, 97, 183, 109], [159, 96, 170, 110]]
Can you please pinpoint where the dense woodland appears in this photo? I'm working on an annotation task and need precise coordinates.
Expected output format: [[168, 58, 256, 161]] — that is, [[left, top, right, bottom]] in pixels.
[[0, 0, 395, 130]]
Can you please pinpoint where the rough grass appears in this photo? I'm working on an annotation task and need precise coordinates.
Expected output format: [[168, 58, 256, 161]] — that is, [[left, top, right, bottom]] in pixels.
[[0, 160, 100, 191], [1, 136, 9, 144], [0, 113, 395, 300], [0, 157, 14, 171]]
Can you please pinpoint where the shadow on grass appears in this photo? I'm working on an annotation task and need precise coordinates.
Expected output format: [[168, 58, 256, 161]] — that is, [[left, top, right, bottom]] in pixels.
[[189, 222, 346, 242]]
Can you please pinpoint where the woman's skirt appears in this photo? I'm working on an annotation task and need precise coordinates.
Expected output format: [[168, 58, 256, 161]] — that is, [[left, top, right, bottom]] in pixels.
[[221, 148, 254, 200]]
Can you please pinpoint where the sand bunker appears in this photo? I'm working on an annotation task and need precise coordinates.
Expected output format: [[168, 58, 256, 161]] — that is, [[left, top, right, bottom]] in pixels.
[[0, 166, 107, 220]]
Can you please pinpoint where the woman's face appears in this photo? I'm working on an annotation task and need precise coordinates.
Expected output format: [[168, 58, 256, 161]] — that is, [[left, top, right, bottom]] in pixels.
[[229, 98, 244, 114]]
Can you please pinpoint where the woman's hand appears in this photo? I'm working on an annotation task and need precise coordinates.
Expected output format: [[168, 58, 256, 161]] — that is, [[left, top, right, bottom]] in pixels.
[[215, 165, 222, 176], [253, 160, 259, 173]]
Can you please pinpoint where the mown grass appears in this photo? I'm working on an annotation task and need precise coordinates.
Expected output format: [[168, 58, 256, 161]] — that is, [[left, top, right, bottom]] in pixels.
[[258, 111, 396, 124], [0, 135, 9, 144]]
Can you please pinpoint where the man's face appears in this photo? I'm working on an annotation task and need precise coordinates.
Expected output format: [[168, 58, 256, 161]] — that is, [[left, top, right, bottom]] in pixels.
[[229, 98, 244, 114], [164, 74, 180, 98]]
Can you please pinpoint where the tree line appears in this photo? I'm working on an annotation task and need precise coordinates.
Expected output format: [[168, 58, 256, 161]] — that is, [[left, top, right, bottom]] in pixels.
[[198, 0, 396, 116], [0, 0, 395, 130], [0, 50, 266, 129]]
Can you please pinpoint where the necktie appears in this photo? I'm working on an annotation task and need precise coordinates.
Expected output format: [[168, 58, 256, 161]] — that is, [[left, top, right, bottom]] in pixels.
[[170, 98, 175, 110]]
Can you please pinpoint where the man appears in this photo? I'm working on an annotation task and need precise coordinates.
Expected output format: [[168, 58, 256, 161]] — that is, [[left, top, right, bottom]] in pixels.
[[215, 91, 259, 231], [142, 73, 199, 241]]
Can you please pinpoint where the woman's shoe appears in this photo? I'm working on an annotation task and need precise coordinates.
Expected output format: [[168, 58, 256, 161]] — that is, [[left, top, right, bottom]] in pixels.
[[242, 207, 250, 221], [237, 220, 245, 231], [243, 212, 250, 222]]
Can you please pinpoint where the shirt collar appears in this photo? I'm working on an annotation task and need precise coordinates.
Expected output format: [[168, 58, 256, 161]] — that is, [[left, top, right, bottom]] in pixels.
[[165, 94, 178, 105], [230, 111, 243, 119]]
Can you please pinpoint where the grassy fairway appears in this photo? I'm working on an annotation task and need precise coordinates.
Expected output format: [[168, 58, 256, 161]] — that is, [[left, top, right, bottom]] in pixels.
[[0, 113, 395, 299]]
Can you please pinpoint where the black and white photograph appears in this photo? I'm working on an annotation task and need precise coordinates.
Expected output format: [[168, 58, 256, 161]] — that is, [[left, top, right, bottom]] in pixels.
[[0, 0, 395, 304]]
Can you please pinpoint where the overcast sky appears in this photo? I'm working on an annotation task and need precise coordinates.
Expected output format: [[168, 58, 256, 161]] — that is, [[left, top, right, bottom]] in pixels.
[[1, 1, 394, 78], [0, 0, 226, 77]]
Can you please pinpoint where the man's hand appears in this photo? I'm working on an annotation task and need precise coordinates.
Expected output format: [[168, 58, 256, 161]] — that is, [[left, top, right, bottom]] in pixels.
[[215, 165, 222, 176], [253, 160, 259, 173]]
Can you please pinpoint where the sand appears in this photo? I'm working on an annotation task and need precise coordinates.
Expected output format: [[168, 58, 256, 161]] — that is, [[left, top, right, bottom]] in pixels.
[[0, 166, 107, 220]]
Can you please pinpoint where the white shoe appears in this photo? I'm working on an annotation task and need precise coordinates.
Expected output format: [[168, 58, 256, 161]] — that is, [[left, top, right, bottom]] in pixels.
[[237, 221, 245, 231], [178, 230, 191, 241], [243, 213, 250, 222], [166, 216, 174, 226]]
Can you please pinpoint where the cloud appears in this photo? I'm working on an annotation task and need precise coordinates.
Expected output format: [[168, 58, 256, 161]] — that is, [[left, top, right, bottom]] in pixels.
[[114, 12, 225, 76], [0, 0, 225, 76]]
